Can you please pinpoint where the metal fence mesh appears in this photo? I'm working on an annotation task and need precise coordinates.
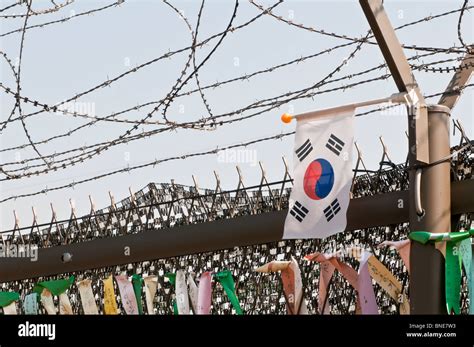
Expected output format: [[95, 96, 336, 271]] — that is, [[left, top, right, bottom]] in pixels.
[[1, 143, 472, 314]]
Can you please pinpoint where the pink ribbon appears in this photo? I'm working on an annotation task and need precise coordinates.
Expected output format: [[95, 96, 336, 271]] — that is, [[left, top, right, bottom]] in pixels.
[[358, 252, 379, 314], [281, 258, 305, 314], [306, 252, 360, 314], [197, 272, 212, 314], [318, 260, 335, 314], [306, 252, 359, 288], [257, 258, 307, 314], [115, 275, 139, 315]]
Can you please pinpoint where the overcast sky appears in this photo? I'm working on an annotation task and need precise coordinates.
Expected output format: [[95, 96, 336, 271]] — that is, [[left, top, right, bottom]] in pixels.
[[0, 0, 472, 231]]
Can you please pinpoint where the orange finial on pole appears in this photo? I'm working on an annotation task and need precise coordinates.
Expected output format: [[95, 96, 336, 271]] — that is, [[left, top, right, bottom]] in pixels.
[[281, 113, 293, 124]]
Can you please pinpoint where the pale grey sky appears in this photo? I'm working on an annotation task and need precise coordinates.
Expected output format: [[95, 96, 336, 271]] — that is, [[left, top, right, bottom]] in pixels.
[[0, 0, 472, 230]]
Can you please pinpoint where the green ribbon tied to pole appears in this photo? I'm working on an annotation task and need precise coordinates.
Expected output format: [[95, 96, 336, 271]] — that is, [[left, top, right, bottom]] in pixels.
[[32, 275, 75, 296], [0, 292, 20, 308], [132, 274, 144, 315], [459, 238, 474, 315], [165, 273, 179, 315], [445, 241, 462, 314], [409, 230, 474, 315], [214, 270, 243, 315], [409, 230, 474, 245]]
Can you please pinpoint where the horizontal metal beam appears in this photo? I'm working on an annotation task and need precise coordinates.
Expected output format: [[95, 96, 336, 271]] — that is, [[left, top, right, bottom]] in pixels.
[[1, 179, 473, 283]]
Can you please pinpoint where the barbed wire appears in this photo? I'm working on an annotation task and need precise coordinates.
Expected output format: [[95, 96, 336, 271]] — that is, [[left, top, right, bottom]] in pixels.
[[0, 0, 287, 179], [414, 55, 474, 73], [0, 1, 305, 165], [457, 0, 471, 51], [0, 1, 20, 13], [161, 0, 239, 124], [1, 76, 390, 175], [0, 51, 20, 133], [0, 131, 294, 204], [0, 52, 468, 176], [0, 0, 243, 177], [0, 8, 463, 140], [163, 0, 216, 122], [0, 1, 464, 130], [250, 0, 472, 54], [0, 0, 472, 315], [0, 45, 458, 150], [0, 39, 360, 128], [15, 0, 51, 168], [0, 67, 467, 180], [0, 21, 368, 177], [0, 0, 123, 38], [1, 81, 472, 200], [0, 0, 74, 18], [1, 0, 472, 204], [0, 76, 401, 177], [0, 0, 283, 133], [355, 83, 474, 117], [1, 0, 362, 175], [0, 0, 245, 176]]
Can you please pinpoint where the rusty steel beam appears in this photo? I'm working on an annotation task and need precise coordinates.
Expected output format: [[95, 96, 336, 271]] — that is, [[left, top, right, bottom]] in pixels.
[[1, 179, 473, 283]]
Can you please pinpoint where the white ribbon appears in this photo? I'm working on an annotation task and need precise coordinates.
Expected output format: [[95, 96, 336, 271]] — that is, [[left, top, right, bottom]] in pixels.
[[78, 279, 98, 314]]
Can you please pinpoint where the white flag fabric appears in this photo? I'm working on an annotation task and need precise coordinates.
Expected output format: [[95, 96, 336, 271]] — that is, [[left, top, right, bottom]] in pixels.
[[144, 276, 158, 315], [59, 293, 73, 315], [77, 279, 98, 315], [283, 108, 354, 239], [40, 289, 56, 315], [3, 302, 17, 315]]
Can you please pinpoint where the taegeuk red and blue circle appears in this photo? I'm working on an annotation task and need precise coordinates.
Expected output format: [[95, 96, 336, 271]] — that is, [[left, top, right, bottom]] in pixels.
[[303, 158, 334, 200]]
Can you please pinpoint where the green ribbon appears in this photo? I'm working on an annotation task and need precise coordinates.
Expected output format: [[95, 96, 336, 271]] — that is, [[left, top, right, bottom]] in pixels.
[[132, 274, 144, 315], [0, 292, 19, 308], [409, 231, 474, 315], [459, 238, 473, 314], [409, 230, 473, 244], [470, 257, 474, 315], [165, 272, 176, 285], [172, 299, 179, 315], [214, 270, 243, 315], [446, 241, 462, 314], [33, 275, 75, 296], [165, 273, 178, 315]]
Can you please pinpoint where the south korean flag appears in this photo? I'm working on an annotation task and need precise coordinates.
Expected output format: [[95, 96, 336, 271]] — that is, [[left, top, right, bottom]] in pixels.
[[283, 107, 354, 239]]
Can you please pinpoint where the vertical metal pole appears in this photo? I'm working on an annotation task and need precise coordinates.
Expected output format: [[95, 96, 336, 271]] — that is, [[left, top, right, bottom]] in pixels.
[[409, 104, 451, 314], [358, 0, 446, 315]]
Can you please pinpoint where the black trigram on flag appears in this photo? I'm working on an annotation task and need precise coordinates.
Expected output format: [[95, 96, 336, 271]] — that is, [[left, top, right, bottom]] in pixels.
[[323, 198, 341, 222], [290, 201, 309, 222], [326, 134, 345, 156], [295, 139, 313, 162]]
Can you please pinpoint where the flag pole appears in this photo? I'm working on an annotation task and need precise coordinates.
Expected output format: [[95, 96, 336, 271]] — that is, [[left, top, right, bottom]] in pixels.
[[281, 92, 407, 123]]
